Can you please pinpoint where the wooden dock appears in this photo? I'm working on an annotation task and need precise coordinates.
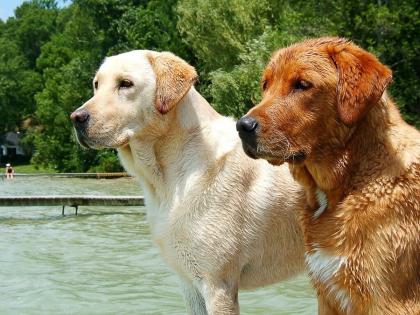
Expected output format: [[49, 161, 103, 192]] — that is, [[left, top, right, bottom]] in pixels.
[[0, 195, 145, 215], [11, 172, 130, 179]]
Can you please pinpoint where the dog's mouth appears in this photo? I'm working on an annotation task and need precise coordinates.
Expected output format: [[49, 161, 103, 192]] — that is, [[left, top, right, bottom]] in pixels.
[[78, 137, 91, 149], [241, 143, 284, 165], [241, 142, 258, 159], [243, 143, 307, 166], [75, 128, 131, 150], [74, 130, 92, 148], [284, 150, 306, 164], [238, 126, 307, 165]]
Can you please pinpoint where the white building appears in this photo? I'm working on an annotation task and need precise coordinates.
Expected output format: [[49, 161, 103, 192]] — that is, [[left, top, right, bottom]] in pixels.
[[1, 132, 25, 157]]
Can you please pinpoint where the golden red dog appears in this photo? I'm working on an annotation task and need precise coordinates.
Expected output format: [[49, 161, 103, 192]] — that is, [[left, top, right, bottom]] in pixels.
[[237, 37, 420, 315]]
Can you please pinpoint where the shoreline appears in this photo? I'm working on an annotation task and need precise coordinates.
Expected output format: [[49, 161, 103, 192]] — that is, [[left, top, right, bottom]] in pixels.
[[2, 172, 130, 179]]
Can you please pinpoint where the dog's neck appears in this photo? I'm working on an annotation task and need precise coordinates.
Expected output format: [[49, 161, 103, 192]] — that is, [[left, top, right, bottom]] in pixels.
[[291, 94, 409, 209], [118, 87, 223, 200], [176, 87, 221, 130]]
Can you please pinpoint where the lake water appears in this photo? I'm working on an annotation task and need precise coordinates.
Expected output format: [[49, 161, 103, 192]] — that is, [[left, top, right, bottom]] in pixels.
[[0, 176, 317, 314]]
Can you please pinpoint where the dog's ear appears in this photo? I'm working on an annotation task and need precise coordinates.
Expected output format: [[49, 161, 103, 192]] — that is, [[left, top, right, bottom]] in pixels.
[[147, 52, 198, 115], [328, 40, 392, 126]]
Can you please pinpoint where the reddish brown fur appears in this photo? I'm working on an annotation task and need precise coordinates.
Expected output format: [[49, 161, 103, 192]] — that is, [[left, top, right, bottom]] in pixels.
[[244, 37, 420, 314]]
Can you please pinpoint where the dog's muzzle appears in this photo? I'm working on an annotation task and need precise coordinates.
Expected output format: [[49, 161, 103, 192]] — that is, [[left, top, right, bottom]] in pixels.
[[70, 110, 91, 147], [70, 110, 90, 130], [236, 116, 259, 158]]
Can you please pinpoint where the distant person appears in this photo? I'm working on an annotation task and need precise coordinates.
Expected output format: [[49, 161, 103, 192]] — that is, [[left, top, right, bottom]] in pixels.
[[5, 163, 14, 179]]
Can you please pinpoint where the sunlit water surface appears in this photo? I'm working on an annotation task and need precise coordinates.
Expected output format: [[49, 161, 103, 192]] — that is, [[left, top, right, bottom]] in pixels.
[[0, 176, 316, 314]]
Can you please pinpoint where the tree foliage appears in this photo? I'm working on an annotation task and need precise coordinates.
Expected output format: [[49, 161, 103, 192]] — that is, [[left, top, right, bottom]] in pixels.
[[178, 0, 420, 126], [1, 0, 419, 171], [0, 0, 56, 132]]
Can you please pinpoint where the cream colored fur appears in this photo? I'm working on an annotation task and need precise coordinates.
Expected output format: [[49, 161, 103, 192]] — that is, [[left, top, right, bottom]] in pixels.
[[72, 50, 305, 315]]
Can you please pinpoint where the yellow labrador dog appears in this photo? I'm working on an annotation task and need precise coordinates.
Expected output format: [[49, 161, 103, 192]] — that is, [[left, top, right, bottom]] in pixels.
[[70, 51, 305, 314]]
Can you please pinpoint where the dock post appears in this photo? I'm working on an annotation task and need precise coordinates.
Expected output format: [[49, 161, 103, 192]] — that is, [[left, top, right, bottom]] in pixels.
[[62, 205, 65, 216]]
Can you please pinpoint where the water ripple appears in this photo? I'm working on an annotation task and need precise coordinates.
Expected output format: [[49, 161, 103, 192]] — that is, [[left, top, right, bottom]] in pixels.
[[0, 177, 316, 314]]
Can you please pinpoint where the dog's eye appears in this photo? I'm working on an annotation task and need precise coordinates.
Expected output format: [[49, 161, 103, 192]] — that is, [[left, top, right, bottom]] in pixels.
[[293, 80, 312, 91], [94, 81, 98, 90], [262, 80, 268, 91], [119, 79, 134, 89]]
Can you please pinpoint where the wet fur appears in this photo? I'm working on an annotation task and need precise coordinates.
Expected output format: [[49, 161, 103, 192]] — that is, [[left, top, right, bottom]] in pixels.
[[72, 50, 306, 314], [242, 38, 420, 314]]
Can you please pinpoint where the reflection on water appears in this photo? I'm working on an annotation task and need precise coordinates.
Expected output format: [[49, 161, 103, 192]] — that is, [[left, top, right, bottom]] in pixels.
[[0, 177, 316, 314]]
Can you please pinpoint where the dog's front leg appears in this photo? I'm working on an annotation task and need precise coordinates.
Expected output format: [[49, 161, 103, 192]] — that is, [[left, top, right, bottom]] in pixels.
[[181, 280, 208, 315], [200, 279, 239, 315]]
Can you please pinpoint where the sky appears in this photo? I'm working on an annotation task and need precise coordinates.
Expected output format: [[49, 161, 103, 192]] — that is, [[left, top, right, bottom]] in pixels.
[[0, 0, 68, 21], [0, 0, 25, 20]]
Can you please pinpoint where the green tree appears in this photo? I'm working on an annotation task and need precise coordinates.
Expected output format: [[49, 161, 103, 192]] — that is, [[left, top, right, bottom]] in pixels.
[[2, 0, 418, 172], [30, 3, 109, 171], [0, 0, 57, 132], [111, 0, 191, 59], [178, 0, 420, 127], [333, 0, 420, 127], [178, 0, 337, 115], [31, 0, 191, 171], [177, 0, 271, 72]]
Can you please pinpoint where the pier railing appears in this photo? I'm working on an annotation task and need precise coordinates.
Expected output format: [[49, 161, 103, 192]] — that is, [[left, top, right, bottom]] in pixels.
[[9, 172, 130, 179], [0, 195, 145, 215]]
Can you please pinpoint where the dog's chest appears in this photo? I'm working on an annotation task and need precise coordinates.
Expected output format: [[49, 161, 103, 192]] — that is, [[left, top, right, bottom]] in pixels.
[[305, 245, 351, 313], [146, 203, 200, 279], [304, 190, 352, 313], [313, 188, 328, 219]]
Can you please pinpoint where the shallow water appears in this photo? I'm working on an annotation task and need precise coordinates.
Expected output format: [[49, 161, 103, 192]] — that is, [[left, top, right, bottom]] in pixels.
[[0, 177, 316, 314]]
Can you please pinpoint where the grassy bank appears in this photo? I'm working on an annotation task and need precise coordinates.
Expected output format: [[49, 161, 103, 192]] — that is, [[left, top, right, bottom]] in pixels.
[[11, 164, 55, 174]]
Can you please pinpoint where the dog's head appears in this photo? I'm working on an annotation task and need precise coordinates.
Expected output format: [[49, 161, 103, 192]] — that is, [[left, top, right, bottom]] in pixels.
[[236, 37, 392, 165], [70, 50, 197, 149]]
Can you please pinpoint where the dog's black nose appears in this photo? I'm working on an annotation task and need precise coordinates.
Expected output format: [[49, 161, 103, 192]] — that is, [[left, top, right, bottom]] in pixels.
[[70, 110, 90, 126], [236, 116, 258, 159], [236, 116, 258, 133]]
